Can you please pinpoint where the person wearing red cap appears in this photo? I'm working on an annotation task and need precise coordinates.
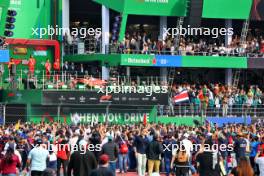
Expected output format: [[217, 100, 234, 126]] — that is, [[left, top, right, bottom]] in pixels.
[[90, 154, 114, 176]]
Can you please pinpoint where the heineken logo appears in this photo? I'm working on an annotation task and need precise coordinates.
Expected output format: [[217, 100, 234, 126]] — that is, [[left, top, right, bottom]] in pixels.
[[127, 58, 151, 64]]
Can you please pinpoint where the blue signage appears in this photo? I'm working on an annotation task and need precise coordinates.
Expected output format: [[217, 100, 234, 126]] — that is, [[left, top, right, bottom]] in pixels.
[[206, 117, 251, 127], [154, 55, 182, 67], [0, 49, 10, 62]]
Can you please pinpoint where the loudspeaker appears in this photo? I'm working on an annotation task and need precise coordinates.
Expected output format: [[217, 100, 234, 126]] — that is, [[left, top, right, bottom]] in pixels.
[[185, 0, 204, 28]]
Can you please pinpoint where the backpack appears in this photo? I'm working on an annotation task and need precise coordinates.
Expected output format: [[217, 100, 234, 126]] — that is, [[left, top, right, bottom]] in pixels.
[[119, 136, 128, 154], [177, 151, 188, 163], [120, 143, 128, 154]]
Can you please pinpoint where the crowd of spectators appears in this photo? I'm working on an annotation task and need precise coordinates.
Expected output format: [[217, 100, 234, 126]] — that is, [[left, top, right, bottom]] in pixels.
[[162, 83, 264, 117], [63, 30, 264, 57], [1, 121, 264, 176], [109, 32, 264, 57]]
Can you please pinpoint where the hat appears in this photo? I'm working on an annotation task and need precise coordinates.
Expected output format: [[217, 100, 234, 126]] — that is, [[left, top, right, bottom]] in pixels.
[[183, 133, 189, 138], [99, 154, 109, 165], [36, 138, 43, 145]]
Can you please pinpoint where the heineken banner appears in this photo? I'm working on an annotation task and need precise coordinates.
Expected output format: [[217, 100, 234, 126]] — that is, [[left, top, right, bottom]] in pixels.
[[120, 54, 156, 66], [29, 105, 157, 124], [119, 54, 247, 68], [42, 90, 168, 105]]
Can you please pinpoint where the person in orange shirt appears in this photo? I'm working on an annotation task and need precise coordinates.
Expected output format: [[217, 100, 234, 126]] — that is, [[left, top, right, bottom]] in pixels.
[[45, 59, 51, 80], [28, 55, 36, 78]]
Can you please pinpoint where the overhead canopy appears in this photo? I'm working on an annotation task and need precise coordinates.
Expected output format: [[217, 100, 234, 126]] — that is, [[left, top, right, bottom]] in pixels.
[[93, 0, 253, 19], [93, 0, 188, 17], [202, 0, 253, 19]]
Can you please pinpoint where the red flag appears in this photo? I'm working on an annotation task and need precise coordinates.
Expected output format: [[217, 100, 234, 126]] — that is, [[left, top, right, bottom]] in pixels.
[[173, 90, 189, 103], [143, 114, 147, 126]]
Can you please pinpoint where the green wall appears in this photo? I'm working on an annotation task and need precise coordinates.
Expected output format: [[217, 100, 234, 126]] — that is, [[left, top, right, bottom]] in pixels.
[[93, 0, 188, 16], [0, 0, 10, 36], [64, 54, 122, 66], [2, 90, 42, 104], [0, 0, 53, 39], [182, 56, 248, 68], [202, 0, 253, 19], [94, 0, 252, 19], [158, 116, 202, 126], [124, 0, 188, 17]]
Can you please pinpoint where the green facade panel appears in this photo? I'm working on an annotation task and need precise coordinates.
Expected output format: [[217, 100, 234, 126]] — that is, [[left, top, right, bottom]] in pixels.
[[64, 54, 122, 66], [0, 0, 10, 36], [124, 0, 187, 16], [202, 0, 252, 19], [0, 0, 52, 39], [182, 56, 248, 68], [2, 90, 42, 104], [93, 0, 187, 16]]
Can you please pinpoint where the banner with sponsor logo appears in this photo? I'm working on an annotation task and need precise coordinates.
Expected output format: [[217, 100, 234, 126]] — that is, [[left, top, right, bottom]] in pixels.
[[42, 90, 168, 105], [120, 54, 156, 66], [29, 105, 157, 125], [120, 54, 182, 67]]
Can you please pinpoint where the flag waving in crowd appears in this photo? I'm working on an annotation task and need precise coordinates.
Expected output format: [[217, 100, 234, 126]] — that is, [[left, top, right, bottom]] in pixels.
[[173, 90, 189, 104]]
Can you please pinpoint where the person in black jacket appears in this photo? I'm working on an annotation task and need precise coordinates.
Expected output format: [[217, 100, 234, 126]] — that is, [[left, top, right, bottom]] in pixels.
[[146, 134, 163, 176], [67, 140, 97, 176], [90, 154, 114, 176], [90, 126, 101, 161], [101, 136, 119, 176]]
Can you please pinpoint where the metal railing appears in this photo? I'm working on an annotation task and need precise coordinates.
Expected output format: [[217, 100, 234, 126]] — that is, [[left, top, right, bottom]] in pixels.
[[158, 103, 264, 118], [2, 70, 169, 90]]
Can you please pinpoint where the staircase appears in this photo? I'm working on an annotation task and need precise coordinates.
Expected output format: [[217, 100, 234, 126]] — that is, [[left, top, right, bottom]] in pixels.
[[173, 17, 185, 50], [240, 20, 250, 46], [232, 20, 250, 88]]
